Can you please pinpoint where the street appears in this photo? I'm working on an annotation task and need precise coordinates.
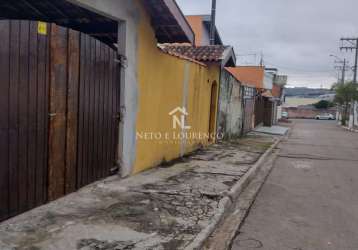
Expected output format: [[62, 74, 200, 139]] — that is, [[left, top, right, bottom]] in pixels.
[[232, 120, 358, 250]]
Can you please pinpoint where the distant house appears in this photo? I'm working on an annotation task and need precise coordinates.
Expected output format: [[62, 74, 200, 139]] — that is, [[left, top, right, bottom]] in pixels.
[[226, 66, 269, 126], [226, 66, 286, 127], [186, 15, 223, 46], [272, 75, 288, 122]]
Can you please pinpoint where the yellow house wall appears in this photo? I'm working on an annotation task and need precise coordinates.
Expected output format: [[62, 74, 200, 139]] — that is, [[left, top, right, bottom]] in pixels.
[[134, 5, 220, 174]]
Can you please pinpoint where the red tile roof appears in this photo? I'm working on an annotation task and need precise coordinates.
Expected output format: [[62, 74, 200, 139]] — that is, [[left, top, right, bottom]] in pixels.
[[225, 66, 265, 89], [157, 45, 207, 66], [160, 44, 231, 63]]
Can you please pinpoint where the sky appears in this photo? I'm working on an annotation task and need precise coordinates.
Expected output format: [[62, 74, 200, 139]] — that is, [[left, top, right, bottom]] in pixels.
[[176, 0, 358, 88]]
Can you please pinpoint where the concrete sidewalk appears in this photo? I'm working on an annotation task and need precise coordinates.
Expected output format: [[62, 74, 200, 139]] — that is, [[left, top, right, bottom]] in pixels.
[[0, 133, 279, 250], [253, 125, 289, 136]]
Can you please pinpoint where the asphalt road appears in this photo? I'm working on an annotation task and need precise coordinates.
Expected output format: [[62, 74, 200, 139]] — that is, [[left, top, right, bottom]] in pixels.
[[232, 120, 358, 250]]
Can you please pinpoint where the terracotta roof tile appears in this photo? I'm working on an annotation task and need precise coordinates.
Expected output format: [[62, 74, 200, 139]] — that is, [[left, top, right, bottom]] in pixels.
[[225, 66, 265, 89], [158, 45, 206, 66], [160, 44, 230, 62]]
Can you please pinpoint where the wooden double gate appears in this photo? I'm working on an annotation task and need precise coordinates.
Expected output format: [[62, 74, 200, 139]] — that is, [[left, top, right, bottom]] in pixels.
[[0, 20, 120, 222]]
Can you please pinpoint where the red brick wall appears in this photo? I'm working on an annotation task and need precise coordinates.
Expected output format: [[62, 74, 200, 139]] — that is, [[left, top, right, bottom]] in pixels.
[[283, 107, 336, 119]]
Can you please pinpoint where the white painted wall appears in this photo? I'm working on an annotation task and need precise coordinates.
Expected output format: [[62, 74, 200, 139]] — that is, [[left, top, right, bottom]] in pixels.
[[69, 0, 140, 177], [263, 72, 274, 90], [218, 70, 243, 139], [277, 106, 283, 120], [350, 101, 358, 128], [355, 102, 358, 127], [201, 27, 210, 45]]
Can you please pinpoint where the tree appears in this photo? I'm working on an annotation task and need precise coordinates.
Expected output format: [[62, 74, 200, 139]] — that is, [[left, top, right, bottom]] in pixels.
[[313, 100, 334, 109], [332, 82, 358, 125]]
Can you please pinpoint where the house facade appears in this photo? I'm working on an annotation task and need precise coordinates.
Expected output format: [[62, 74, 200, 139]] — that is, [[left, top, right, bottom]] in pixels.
[[0, 0, 226, 222], [186, 15, 223, 46]]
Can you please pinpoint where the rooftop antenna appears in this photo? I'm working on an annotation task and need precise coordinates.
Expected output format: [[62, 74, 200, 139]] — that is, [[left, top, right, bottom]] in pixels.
[[210, 0, 217, 45], [259, 52, 264, 66]]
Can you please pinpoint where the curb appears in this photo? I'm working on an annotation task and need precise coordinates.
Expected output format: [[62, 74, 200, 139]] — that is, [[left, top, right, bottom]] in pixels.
[[341, 126, 358, 133], [206, 150, 279, 250], [184, 135, 284, 250]]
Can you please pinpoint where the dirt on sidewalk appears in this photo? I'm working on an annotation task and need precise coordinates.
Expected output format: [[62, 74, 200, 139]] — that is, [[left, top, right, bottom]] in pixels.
[[0, 133, 278, 250]]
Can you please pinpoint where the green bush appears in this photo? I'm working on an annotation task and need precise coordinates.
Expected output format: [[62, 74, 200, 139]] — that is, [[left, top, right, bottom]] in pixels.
[[313, 100, 334, 109]]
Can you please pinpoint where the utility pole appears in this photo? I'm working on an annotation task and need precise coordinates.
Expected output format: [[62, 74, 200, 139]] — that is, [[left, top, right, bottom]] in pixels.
[[334, 59, 348, 84], [340, 38, 358, 83], [342, 58, 347, 84], [340, 38, 358, 128], [259, 52, 264, 66], [209, 0, 217, 45]]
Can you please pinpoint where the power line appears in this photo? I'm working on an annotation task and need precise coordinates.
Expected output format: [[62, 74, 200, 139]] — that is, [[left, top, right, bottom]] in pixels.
[[263, 61, 335, 73], [340, 38, 358, 83]]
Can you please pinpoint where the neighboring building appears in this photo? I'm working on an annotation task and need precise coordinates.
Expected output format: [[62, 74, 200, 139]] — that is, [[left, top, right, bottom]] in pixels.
[[272, 75, 288, 123], [226, 66, 270, 127], [225, 67, 258, 134], [185, 14, 250, 139], [241, 85, 257, 135], [263, 71, 274, 90], [226, 66, 286, 127], [186, 15, 223, 46], [217, 69, 243, 140], [159, 44, 237, 141]]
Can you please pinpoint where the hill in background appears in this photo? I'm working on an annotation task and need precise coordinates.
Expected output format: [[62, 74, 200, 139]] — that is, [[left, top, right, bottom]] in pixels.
[[285, 87, 334, 98]]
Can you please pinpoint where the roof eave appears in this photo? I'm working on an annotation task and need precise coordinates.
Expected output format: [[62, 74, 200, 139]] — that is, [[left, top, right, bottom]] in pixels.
[[142, 0, 195, 44], [221, 47, 236, 68]]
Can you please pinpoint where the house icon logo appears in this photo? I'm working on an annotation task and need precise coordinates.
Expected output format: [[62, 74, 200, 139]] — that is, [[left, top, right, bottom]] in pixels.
[[169, 107, 191, 130]]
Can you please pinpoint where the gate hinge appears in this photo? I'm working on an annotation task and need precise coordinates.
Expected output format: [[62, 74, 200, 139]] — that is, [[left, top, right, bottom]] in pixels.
[[116, 106, 126, 123], [115, 54, 128, 68]]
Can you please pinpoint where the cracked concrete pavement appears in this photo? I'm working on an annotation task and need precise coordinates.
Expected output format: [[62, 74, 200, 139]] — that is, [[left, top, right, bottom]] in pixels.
[[0, 133, 278, 250], [232, 120, 358, 250]]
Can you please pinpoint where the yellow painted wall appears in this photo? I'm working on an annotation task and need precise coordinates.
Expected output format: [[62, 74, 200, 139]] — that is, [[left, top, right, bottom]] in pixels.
[[134, 3, 220, 174]]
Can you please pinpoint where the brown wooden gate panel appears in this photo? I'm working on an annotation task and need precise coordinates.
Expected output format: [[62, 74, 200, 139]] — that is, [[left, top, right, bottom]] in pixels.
[[0, 20, 50, 221], [48, 25, 120, 199], [76, 33, 120, 188], [1, 20, 120, 221]]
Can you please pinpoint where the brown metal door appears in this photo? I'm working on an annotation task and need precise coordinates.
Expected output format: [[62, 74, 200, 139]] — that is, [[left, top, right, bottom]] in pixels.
[[0, 20, 50, 221]]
